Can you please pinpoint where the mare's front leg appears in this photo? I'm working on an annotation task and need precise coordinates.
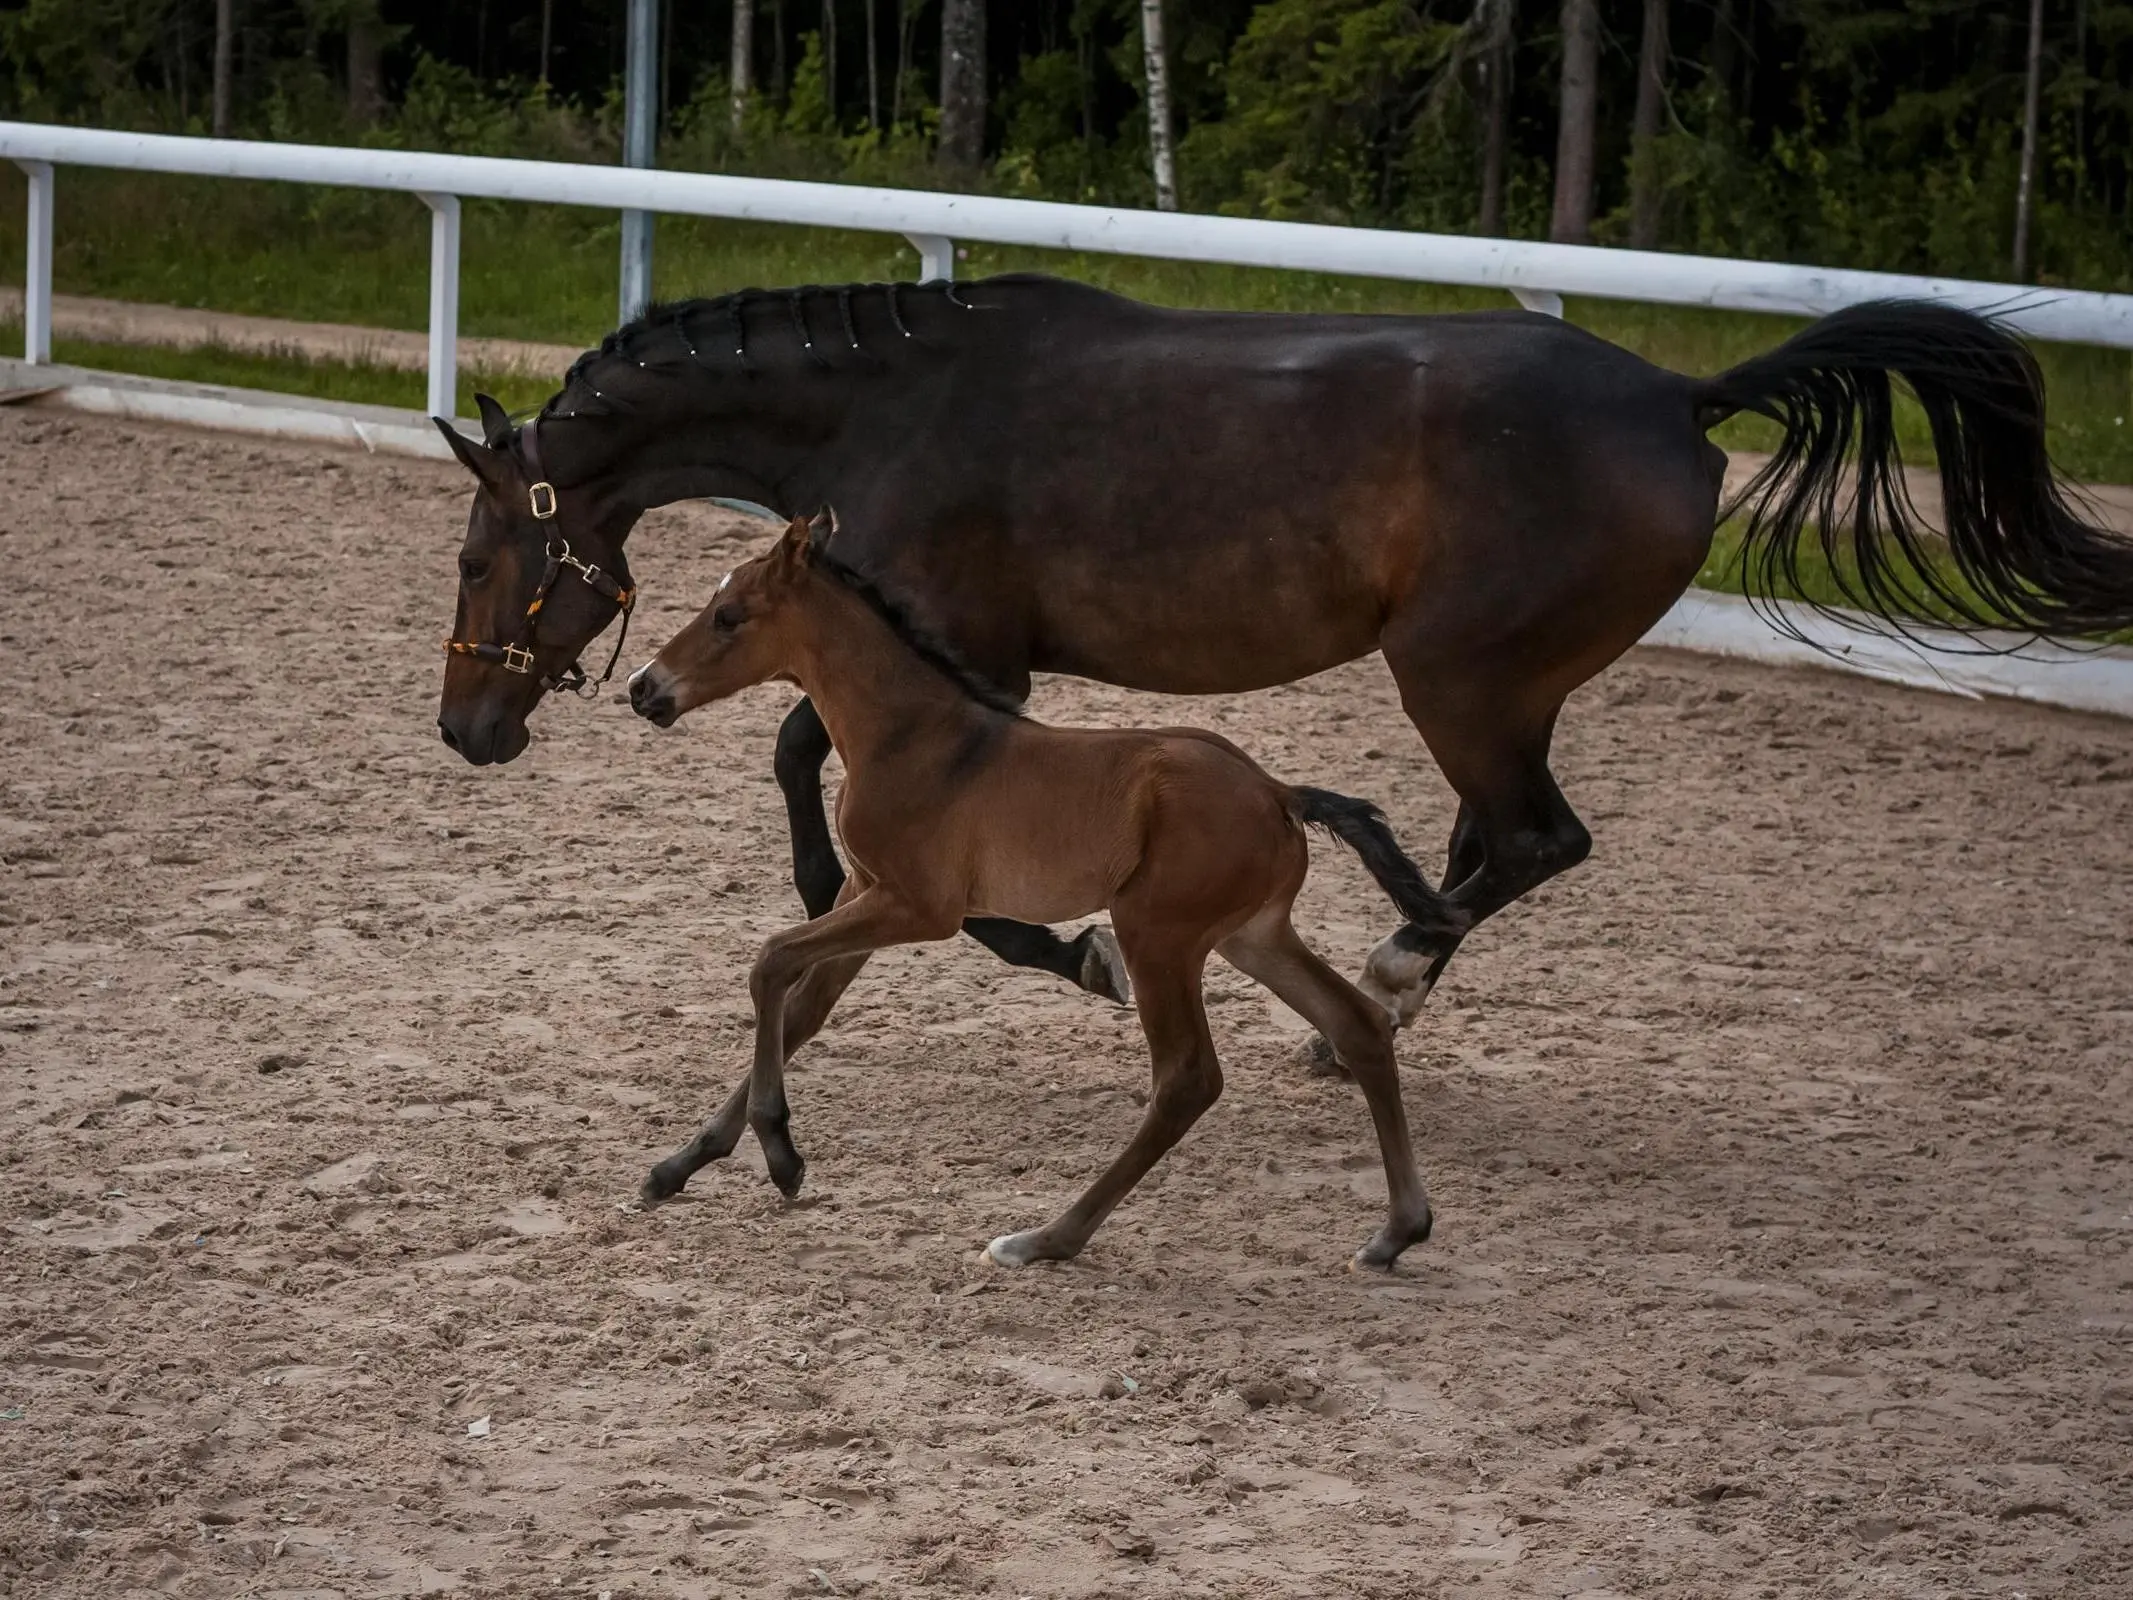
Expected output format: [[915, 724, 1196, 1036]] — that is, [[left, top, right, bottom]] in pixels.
[[747, 885, 957, 1197], [775, 699, 1128, 1002]]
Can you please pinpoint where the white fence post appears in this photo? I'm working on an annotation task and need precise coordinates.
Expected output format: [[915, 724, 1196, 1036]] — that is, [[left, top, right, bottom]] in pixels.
[[1512, 288, 1564, 317], [417, 192, 460, 421], [906, 233, 954, 284], [617, 0, 658, 323], [15, 159, 53, 364]]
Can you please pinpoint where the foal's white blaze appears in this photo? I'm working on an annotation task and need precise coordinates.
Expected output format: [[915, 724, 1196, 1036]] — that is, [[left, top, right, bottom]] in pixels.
[[627, 659, 655, 689], [714, 569, 733, 595]]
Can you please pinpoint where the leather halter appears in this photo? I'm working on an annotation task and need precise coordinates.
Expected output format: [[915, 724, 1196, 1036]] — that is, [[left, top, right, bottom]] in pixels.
[[441, 420, 638, 699]]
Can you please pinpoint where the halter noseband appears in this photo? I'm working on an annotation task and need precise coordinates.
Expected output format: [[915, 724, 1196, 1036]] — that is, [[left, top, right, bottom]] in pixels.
[[442, 420, 638, 700]]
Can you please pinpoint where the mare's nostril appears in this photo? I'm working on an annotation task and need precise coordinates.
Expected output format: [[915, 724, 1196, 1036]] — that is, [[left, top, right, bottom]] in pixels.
[[438, 722, 461, 751]]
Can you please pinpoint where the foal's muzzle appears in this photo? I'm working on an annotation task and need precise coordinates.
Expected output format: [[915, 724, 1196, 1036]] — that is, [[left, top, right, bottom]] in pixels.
[[629, 663, 679, 728]]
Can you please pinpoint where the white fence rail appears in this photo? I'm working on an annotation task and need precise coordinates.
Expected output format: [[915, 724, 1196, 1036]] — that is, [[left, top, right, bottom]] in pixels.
[[6, 120, 2133, 421]]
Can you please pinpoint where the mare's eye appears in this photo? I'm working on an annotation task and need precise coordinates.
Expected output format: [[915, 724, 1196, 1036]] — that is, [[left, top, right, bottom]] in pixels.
[[460, 556, 490, 585], [713, 605, 741, 634]]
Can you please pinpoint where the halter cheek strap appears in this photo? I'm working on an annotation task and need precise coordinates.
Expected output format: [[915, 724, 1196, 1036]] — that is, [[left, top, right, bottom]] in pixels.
[[441, 418, 638, 699]]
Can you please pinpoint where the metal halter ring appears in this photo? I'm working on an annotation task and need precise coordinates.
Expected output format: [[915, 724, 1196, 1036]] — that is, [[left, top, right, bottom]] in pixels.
[[439, 420, 639, 698]]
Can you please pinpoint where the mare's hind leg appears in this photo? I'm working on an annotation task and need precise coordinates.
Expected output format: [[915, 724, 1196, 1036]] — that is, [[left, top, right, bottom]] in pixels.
[[987, 942, 1221, 1267], [640, 949, 871, 1205], [776, 698, 1128, 1001], [1223, 910, 1434, 1268], [1356, 684, 1589, 1030]]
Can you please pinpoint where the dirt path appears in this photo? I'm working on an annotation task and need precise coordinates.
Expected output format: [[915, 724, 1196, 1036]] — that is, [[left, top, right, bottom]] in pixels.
[[2, 409, 2130, 1599], [0, 288, 579, 379]]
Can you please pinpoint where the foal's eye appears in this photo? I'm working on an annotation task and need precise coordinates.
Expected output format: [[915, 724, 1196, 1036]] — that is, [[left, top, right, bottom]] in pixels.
[[460, 556, 491, 585], [712, 605, 741, 634]]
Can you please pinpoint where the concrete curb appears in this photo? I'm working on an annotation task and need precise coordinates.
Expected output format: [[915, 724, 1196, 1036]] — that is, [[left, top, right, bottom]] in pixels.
[[5, 358, 2129, 722]]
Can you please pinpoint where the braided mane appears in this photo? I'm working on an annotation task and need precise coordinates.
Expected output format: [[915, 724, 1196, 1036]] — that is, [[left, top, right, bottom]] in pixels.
[[537, 278, 981, 421]]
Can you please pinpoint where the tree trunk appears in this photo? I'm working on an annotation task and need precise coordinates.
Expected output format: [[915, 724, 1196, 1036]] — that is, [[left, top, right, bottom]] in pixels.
[[1477, 0, 1510, 236], [937, 0, 986, 169], [1628, 0, 1668, 250], [1140, 0, 1178, 210], [1707, 0, 1737, 110], [865, 0, 879, 128], [212, 0, 235, 136], [730, 0, 754, 133], [346, 1, 384, 126], [823, 0, 838, 128], [892, 0, 917, 132], [539, 0, 553, 85], [1549, 0, 1599, 244], [2013, 0, 2045, 279], [772, 0, 787, 105]]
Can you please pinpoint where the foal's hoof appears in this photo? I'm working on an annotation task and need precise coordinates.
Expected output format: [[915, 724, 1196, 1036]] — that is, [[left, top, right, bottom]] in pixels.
[[1350, 1206, 1434, 1272], [1296, 1032, 1348, 1079], [985, 1228, 1073, 1268], [1077, 927, 1132, 1006]]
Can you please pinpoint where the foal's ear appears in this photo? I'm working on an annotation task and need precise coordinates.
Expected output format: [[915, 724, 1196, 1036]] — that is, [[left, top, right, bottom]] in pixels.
[[474, 393, 514, 448], [433, 417, 507, 488], [775, 511, 819, 568]]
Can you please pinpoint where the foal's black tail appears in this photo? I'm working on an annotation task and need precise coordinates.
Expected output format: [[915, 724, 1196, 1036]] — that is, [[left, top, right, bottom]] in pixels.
[[1694, 299, 2133, 639], [1292, 788, 1467, 939]]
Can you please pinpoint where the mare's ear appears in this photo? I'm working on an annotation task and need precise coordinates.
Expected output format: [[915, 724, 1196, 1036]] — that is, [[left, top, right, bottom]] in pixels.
[[474, 393, 514, 448], [806, 506, 837, 556], [433, 417, 507, 489]]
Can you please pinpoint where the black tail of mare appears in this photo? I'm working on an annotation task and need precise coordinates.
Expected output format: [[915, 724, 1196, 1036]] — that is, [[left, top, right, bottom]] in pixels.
[[1293, 787, 1468, 941], [1696, 300, 2133, 641]]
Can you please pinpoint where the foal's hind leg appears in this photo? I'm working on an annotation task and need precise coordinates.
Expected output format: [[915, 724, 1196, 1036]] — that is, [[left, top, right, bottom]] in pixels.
[[640, 950, 871, 1205], [987, 943, 1221, 1267], [1223, 910, 1434, 1268], [776, 698, 1127, 1001]]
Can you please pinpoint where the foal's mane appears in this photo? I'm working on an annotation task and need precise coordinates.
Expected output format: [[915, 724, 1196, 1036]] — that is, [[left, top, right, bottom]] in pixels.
[[537, 276, 1044, 422], [814, 550, 1026, 718]]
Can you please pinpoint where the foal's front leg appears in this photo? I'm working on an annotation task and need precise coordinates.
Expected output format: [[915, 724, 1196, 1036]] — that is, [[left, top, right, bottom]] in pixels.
[[640, 950, 870, 1205], [747, 886, 956, 1197]]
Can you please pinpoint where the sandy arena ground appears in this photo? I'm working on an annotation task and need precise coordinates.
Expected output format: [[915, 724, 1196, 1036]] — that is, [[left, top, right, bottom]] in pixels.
[[1, 407, 2130, 1599]]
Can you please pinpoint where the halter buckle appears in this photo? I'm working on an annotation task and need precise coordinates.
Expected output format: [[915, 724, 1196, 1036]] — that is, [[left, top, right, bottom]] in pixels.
[[528, 481, 559, 520], [499, 643, 536, 675]]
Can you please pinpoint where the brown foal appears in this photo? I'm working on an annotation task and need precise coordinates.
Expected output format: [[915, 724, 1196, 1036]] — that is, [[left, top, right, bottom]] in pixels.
[[628, 512, 1470, 1270]]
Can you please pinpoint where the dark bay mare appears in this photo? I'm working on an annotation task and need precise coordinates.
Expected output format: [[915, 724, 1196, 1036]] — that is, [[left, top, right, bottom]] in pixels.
[[434, 274, 2133, 1036]]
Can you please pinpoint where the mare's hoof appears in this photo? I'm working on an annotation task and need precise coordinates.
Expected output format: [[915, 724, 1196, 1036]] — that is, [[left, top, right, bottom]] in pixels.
[[1296, 1033, 1348, 1079], [639, 1164, 688, 1207], [986, 1228, 1071, 1267], [1349, 1205, 1434, 1272], [1077, 927, 1132, 1005], [764, 1147, 807, 1200]]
